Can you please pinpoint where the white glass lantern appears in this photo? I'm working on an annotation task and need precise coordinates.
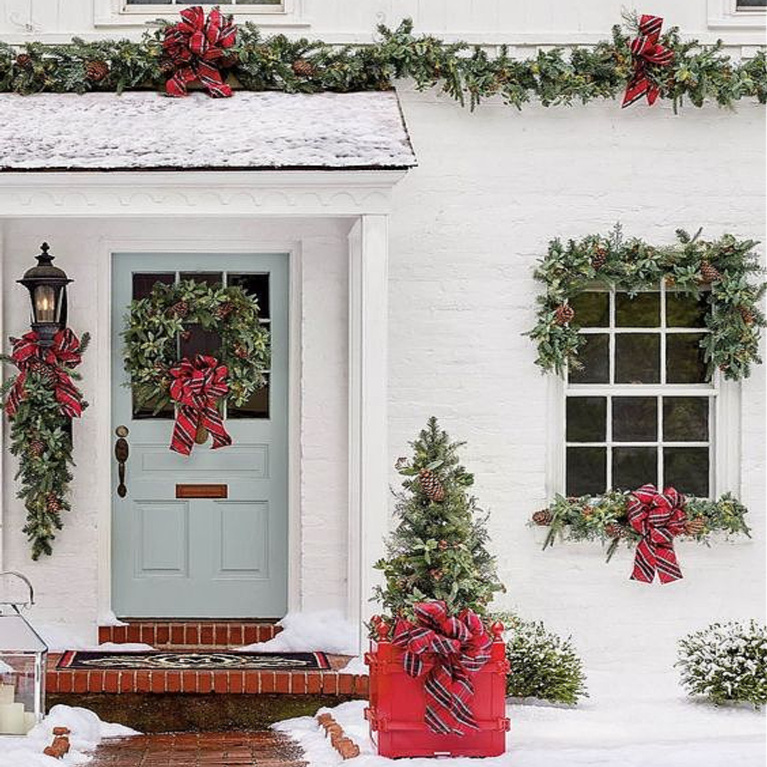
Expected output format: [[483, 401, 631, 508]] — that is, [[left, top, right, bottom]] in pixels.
[[0, 573, 47, 735]]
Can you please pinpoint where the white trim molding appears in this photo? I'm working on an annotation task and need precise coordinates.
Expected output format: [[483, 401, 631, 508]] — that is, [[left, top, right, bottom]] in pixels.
[[708, 0, 766, 29]]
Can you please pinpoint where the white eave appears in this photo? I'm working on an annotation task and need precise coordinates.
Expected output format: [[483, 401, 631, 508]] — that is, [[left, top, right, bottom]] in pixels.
[[0, 90, 417, 172]]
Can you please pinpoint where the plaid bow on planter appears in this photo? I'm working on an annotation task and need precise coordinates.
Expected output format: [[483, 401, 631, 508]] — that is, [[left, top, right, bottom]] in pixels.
[[621, 14, 674, 108], [163, 6, 237, 98], [627, 484, 688, 584], [168, 354, 232, 456], [392, 601, 492, 735], [5, 329, 85, 419]]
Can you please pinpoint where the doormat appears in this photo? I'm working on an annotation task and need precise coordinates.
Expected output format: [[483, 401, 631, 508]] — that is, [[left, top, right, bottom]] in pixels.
[[58, 650, 331, 671]]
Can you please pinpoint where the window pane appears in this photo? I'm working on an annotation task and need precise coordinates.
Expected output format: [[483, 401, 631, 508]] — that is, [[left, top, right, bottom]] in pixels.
[[616, 292, 660, 328], [566, 397, 607, 442], [180, 324, 221, 358], [570, 292, 609, 327], [736, 0, 766, 6], [615, 334, 660, 383], [132, 392, 174, 420], [229, 273, 270, 319], [569, 334, 609, 384], [612, 397, 657, 442], [132, 272, 174, 300], [228, 375, 270, 419], [667, 333, 709, 384], [664, 448, 709, 497], [663, 397, 709, 441], [613, 447, 657, 490], [666, 292, 707, 328], [179, 272, 223, 288], [566, 448, 606, 496]]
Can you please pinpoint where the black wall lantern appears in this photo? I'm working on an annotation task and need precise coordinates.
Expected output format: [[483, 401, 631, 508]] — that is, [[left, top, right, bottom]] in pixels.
[[17, 243, 72, 348]]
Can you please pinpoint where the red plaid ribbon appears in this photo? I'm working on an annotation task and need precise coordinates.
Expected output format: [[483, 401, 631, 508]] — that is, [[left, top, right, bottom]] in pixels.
[[621, 15, 674, 108], [627, 484, 688, 584], [163, 6, 237, 98], [169, 355, 232, 456], [392, 601, 492, 735], [5, 329, 84, 419]]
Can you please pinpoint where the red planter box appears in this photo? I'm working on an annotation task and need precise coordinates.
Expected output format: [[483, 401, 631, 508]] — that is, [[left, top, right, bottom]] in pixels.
[[364, 623, 510, 758]]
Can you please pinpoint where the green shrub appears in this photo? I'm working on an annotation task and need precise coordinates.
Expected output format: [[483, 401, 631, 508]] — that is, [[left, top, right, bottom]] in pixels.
[[677, 620, 767, 708], [504, 617, 588, 705]]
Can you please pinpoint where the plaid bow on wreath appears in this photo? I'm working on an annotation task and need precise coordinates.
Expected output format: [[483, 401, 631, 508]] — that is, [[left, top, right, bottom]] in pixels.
[[169, 355, 232, 456], [621, 14, 674, 108], [5, 329, 85, 419], [393, 601, 492, 735], [163, 6, 237, 98], [627, 484, 688, 584]]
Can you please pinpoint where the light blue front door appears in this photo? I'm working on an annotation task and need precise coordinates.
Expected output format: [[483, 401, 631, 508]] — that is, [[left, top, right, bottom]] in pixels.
[[111, 253, 289, 618]]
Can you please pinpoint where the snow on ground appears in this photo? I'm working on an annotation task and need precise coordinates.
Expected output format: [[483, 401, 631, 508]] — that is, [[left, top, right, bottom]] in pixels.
[[0, 705, 137, 767], [238, 611, 359, 656], [276, 669, 767, 767]]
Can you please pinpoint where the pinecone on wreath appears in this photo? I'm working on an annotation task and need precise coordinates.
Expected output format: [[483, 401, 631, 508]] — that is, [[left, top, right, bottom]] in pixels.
[[216, 301, 235, 320], [591, 247, 608, 271], [605, 523, 623, 539], [739, 306, 755, 326], [419, 468, 446, 503], [45, 494, 62, 515], [438, 539, 449, 551], [699, 261, 722, 284], [292, 59, 315, 77], [28, 439, 45, 458], [29, 360, 58, 387], [84, 60, 110, 83], [234, 345, 249, 360], [532, 509, 553, 526], [15, 53, 33, 69], [554, 303, 575, 325], [168, 300, 190, 318]]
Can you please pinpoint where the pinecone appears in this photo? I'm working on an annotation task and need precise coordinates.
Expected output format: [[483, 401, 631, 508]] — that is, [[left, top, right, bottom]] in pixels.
[[591, 246, 608, 270], [160, 59, 177, 77], [216, 301, 235, 320], [168, 300, 190, 318], [605, 523, 623, 539], [234, 345, 249, 359], [582, 505, 595, 518], [684, 517, 706, 536], [531, 509, 553, 526], [664, 275, 676, 288], [739, 306, 755, 326], [419, 468, 446, 503], [46, 494, 62, 514], [699, 261, 722, 284], [429, 568, 444, 582], [554, 303, 575, 325], [292, 59, 315, 77], [438, 539, 449, 551], [28, 439, 45, 458], [15, 53, 33, 69], [84, 60, 110, 83], [29, 360, 58, 386]]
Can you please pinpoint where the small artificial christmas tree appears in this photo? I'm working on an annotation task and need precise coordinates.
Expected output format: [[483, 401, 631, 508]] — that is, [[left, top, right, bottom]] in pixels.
[[373, 416, 504, 619]]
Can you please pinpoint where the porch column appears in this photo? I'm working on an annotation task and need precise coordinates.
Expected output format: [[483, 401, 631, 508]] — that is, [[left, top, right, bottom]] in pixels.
[[0, 226, 4, 571], [347, 215, 389, 650]]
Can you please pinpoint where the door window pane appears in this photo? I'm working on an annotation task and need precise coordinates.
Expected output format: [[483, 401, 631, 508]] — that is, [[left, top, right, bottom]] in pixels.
[[570, 292, 609, 327], [179, 272, 223, 288], [615, 334, 660, 383], [666, 292, 707, 328], [569, 334, 609, 384], [229, 273, 270, 319], [663, 398, 709, 441], [132, 272, 174, 301], [664, 448, 709, 497], [566, 397, 607, 442], [666, 334, 709, 384], [616, 292, 660, 327], [566, 448, 606, 496], [228, 375, 270, 420], [613, 447, 657, 490], [612, 397, 657, 441], [180, 324, 221, 359]]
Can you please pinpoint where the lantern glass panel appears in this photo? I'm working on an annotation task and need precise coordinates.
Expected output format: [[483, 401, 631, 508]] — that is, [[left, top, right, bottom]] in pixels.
[[33, 285, 59, 324]]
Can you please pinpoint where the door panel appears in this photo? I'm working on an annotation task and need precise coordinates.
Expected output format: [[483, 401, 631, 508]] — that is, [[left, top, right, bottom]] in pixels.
[[111, 253, 289, 618]]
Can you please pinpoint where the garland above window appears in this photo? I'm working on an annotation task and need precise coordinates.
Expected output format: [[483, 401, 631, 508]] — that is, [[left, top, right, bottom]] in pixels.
[[527, 226, 766, 381], [0, 12, 764, 109]]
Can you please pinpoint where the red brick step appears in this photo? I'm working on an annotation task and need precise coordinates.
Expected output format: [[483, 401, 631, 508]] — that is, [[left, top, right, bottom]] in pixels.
[[98, 620, 280, 648]]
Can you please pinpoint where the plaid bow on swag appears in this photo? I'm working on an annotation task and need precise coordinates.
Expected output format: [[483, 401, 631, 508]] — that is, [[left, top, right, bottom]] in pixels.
[[5, 329, 85, 419], [622, 14, 674, 108], [393, 601, 492, 735], [627, 484, 688, 584], [163, 6, 237, 98], [169, 355, 232, 456]]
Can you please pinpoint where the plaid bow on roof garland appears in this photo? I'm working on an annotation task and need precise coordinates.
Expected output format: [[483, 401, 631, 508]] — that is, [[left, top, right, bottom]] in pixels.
[[5, 329, 85, 419], [393, 601, 492, 735], [169, 354, 232, 456], [627, 484, 688, 584], [163, 6, 237, 98], [622, 14, 674, 108]]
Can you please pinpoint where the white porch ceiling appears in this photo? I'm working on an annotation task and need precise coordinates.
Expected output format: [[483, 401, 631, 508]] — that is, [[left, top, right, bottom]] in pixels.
[[0, 91, 417, 172]]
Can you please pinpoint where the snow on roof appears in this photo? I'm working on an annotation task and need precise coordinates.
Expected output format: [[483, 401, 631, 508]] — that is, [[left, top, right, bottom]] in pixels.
[[0, 91, 417, 171]]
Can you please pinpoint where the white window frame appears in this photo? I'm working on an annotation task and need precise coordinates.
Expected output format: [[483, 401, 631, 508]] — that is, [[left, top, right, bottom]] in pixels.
[[707, 0, 766, 29], [94, 0, 307, 28], [546, 284, 742, 500]]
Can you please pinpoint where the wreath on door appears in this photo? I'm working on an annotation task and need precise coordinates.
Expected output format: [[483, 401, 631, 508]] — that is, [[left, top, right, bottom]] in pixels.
[[122, 279, 270, 455]]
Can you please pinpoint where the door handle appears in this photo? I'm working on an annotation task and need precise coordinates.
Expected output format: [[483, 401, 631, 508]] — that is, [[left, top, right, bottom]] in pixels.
[[115, 425, 130, 498]]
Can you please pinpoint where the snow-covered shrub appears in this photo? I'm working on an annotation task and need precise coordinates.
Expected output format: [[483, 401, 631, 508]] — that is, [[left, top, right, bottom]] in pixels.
[[504, 618, 588, 705], [677, 620, 767, 708]]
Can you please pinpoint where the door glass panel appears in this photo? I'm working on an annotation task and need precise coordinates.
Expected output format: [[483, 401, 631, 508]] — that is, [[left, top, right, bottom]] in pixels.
[[613, 447, 657, 490], [132, 272, 174, 301], [132, 391, 174, 420], [663, 397, 709, 441], [566, 397, 606, 442], [180, 323, 221, 359], [664, 448, 709, 496], [612, 397, 657, 441], [666, 292, 708, 328], [566, 447, 606, 496], [570, 292, 609, 327], [615, 334, 660, 383], [179, 272, 223, 288], [229, 273, 270, 319], [568, 334, 609, 384], [228, 374, 270, 420], [616, 292, 660, 327], [667, 333, 709, 384]]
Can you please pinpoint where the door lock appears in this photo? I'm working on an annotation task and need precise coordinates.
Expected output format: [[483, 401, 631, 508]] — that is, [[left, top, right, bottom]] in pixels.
[[115, 425, 129, 498]]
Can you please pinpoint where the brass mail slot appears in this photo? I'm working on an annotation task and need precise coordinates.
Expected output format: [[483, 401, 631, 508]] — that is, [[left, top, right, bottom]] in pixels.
[[175, 484, 228, 499]]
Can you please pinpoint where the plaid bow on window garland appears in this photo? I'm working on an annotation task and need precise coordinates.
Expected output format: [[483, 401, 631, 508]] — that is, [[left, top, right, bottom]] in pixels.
[[622, 15, 674, 108]]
